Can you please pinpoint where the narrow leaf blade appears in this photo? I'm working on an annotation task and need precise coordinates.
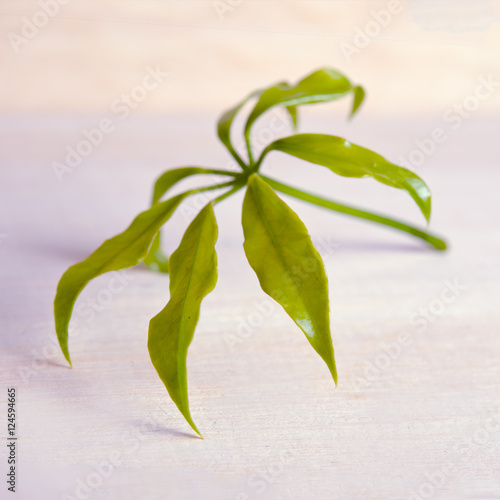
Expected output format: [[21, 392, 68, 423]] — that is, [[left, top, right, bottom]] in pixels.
[[148, 203, 218, 437], [286, 105, 298, 130], [351, 85, 365, 117], [261, 134, 431, 222], [152, 166, 234, 205], [217, 90, 261, 168], [146, 167, 233, 273], [54, 193, 187, 364], [242, 175, 337, 383], [244, 68, 355, 155]]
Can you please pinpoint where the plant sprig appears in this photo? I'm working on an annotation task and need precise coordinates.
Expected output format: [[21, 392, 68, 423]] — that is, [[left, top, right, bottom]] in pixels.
[[54, 67, 447, 437]]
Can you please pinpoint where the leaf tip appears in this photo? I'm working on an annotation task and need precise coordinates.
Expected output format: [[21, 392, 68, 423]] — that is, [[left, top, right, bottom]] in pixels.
[[349, 85, 365, 119], [330, 363, 338, 387], [61, 343, 72, 367], [185, 415, 203, 438], [433, 238, 447, 251], [55, 322, 72, 367], [424, 208, 431, 225]]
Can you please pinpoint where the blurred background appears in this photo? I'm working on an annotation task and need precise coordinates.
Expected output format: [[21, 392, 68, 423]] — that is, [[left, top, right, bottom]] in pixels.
[[1, 0, 500, 114], [2, 3, 500, 500]]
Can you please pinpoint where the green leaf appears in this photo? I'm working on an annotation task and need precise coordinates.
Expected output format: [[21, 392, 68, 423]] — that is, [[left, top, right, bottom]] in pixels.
[[262, 175, 447, 251], [217, 83, 297, 168], [257, 133, 432, 222], [148, 203, 218, 437], [145, 168, 235, 273], [244, 68, 356, 162], [143, 233, 169, 273], [351, 85, 365, 117], [152, 166, 235, 205], [286, 105, 298, 130], [217, 90, 261, 169], [242, 175, 337, 384], [54, 193, 189, 364]]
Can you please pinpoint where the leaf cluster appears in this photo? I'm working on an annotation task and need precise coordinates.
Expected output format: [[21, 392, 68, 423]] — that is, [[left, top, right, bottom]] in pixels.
[[54, 68, 446, 436]]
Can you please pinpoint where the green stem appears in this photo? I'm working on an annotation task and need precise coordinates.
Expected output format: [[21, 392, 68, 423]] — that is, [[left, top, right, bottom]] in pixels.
[[261, 175, 447, 251], [196, 168, 240, 177], [226, 146, 249, 171], [213, 181, 245, 205], [144, 180, 238, 274], [244, 130, 255, 167], [252, 144, 272, 173], [195, 180, 237, 194]]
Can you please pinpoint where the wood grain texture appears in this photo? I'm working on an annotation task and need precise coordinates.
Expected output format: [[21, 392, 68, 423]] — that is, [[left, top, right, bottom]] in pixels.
[[1, 115, 499, 500]]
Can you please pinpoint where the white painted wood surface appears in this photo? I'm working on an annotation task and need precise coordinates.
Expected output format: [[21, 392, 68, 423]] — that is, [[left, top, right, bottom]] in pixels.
[[1, 115, 499, 500]]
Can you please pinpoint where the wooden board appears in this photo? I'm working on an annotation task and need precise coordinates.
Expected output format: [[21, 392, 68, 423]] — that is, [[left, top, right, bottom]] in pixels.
[[1, 115, 499, 500]]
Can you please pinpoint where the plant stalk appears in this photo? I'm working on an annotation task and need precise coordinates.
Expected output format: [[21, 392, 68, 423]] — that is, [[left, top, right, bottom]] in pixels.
[[261, 175, 447, 251]]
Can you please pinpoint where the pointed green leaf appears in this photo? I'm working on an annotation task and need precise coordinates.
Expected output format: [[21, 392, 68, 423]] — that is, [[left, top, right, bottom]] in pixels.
[[351, 85, 365, 117], [145, 168, 235, 273], [257, 133, 431, 222], [286, 105, 299, 130], [148, 203, 218, 437], [217, 83, 296, 167], [54, 193, 188, 364], [242, 175, 337, 384], [217, 90, 261, 169], [152, 166, 235, 205], [244, 68, 357, 162]]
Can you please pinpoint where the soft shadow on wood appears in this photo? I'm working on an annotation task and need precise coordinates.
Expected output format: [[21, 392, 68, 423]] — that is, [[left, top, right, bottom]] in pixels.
[[128, 418, 201, 440], [332, 239, 430, 253], [31, 241, 103, 263]]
